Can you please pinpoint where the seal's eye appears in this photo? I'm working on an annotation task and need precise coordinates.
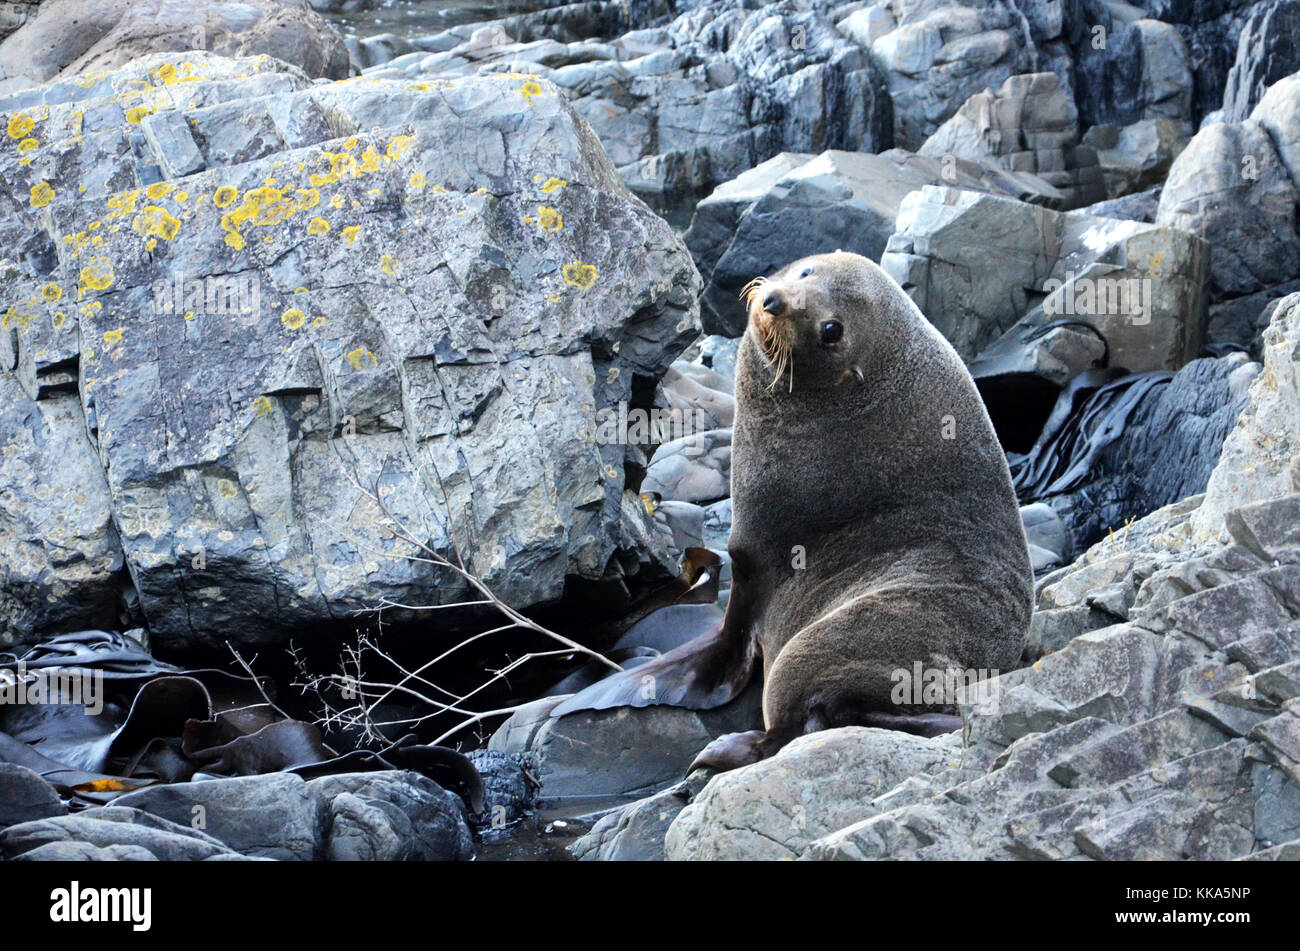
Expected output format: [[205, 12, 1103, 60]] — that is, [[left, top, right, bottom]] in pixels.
[[819, 320, 843, 345], [799, 267, 814, 279]]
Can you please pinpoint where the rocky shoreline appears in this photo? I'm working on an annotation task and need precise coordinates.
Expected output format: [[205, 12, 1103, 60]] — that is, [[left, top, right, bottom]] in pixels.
[[1, 0, 1299, 861]]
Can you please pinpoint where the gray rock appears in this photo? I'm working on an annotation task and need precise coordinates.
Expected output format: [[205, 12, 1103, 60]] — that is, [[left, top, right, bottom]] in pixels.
[[1076, 185, 1162, 223], [686, 148, 1063, 335], [666, 727, 962, 860], [919, 72, 1105, 208], [1194, 295, 1300, 541], [308, 770, 474, 861], [379, 1, 894, 210], [111, 772, 324, 860], [570, 771, 709, 861], [884, 185, 1208, 367], [0, 806, 237, 860], [0, 762, 65, 828], [1081, 118, 1188, 198], [641, 428, 731, 504], [0, 0, 352, 95], [488, 686, 763, 801], [1156, 118, 1300, 298], [110, 768, 473, 860], [1221, 1, 1300, 122], [0, 52, 700, 650]]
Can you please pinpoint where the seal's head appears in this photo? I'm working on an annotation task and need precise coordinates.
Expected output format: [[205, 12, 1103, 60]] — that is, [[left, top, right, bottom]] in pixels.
[[741, 251, 890, 392]]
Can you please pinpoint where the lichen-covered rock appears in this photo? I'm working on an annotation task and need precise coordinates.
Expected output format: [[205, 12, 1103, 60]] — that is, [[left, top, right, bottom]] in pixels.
[[0, 52, 701, 649]]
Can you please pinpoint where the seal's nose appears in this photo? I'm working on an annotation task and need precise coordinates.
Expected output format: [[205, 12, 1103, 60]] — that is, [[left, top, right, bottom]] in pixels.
[[762, 288, 787, 317]]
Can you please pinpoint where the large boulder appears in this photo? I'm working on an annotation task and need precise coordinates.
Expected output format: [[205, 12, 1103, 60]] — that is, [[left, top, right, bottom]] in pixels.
[[1156, 115, 1300, 299], [1071, 14, 1193, 131], [0, 0, 353, 95], [883, 185, 1209, 367], [686, 148, 1064, 336], [919, 71, 1106, 209], [0, 52, 701, 650], [849, 1, 1057, 150], [1193, 293, 1300, 541]]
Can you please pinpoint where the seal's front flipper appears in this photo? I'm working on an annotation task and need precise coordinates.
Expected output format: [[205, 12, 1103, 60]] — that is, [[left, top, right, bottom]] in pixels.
[[688, 728, 795, 773], [549, 618, 756, 716]]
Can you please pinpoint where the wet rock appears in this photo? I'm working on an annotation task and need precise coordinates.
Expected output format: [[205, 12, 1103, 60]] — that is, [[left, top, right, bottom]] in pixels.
[[466, 749, 537, 827], [0, 0, 352, 95], [488, 686, 763, 801], [570, 771, 709, 861], [0, 762, 65, 828]]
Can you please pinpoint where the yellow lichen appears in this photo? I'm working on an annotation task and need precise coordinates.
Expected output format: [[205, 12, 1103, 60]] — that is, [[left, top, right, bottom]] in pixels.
[[213, 186, 238, 208], [41, 283, 63, 303], [540, 177, 567, 194], [409, 172, 426, 189], [133, 205, 181, 241], [345, 347, 377, 370], [79, 260, 115, 294], [7, 113, 34, 139], [145, 181, 175, 200], [103, 327, 123, 345], [562, 261, 599, 290], [341, 225, 361, 246], [29, 181, 54, 208], [280, 308, 307, 330], [307, 217, 330, 236], [537, 206, 562, 232], [125, 105, 152, 124]]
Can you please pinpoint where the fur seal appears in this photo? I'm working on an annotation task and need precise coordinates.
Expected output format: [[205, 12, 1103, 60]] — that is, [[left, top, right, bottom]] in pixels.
[[552, 251, 1033, 771]]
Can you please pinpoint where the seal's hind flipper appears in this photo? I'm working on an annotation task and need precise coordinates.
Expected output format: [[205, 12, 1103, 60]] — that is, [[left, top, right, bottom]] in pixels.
[[550, 619, 756, 716]]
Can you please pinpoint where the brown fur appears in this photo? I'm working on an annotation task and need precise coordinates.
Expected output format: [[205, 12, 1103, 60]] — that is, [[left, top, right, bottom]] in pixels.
[[553, 252, 1032, 771]]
